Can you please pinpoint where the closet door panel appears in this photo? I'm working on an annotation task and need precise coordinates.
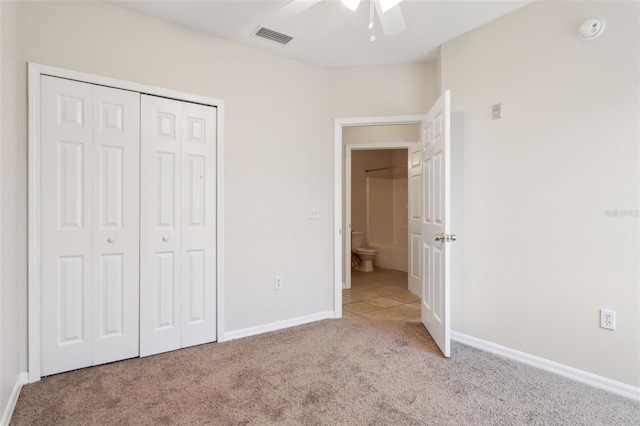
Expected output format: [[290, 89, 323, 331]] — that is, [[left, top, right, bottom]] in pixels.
[[40, 76, 218, 373], [181, 102, 216, 348], [92, 85, 140, 364], [140, 95, 182, 357], [41, 76, 94, 376]]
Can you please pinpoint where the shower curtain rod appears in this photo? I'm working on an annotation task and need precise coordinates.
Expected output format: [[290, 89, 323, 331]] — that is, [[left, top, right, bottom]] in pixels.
[[365, 164, 407, 173]]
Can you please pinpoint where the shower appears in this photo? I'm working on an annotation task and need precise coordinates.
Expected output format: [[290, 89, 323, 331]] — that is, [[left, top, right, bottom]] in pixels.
[[365, 161, 408, 272]]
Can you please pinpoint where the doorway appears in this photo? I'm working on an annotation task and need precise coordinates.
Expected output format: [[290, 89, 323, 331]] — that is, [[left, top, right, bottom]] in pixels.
[[345, 146, 420, 320], [333, 115, 427, 319], [335, 93, 457, 358]]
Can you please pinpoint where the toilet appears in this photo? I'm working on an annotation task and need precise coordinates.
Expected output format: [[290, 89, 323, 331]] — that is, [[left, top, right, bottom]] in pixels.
[[351, 231, 378, 272]]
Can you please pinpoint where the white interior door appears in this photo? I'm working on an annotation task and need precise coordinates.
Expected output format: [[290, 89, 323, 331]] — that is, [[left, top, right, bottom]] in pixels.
[[140, 95, 183, 356], [140, 95, 217, 357], [408, 143, 422, 297], [421, 91, 452, 357], [41, 76, 94, 376], [180, 102, 217, 348], [92, 85, 141, 365], [41, 76, 140, 376]]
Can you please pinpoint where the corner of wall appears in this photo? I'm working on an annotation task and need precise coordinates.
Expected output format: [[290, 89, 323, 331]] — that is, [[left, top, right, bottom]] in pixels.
[[0, 372, 27, 426], [435, 46, 442, 94], [1, 0, 25, 420]]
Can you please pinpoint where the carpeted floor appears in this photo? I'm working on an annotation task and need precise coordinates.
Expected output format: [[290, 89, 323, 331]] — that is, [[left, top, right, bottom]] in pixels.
[[12, 319, 639, 425]]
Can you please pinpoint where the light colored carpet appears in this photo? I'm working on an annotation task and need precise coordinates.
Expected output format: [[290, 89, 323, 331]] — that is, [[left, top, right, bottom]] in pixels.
[[12, 319, 639, 425]]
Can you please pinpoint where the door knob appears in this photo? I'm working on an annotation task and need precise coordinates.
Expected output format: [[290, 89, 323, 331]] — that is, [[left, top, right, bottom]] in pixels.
[[162, 235, 169, 242], [434, 233, 457, 243], [107, 237, 116, 243]]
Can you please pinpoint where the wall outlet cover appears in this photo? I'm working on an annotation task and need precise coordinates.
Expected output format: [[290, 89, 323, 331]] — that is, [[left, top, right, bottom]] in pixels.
[[600, 309, 615, 330]]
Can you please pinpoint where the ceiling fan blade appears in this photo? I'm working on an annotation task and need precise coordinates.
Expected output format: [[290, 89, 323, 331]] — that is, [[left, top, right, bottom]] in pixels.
[[374, 0, 406, 36], [279, 0, 323, 16]]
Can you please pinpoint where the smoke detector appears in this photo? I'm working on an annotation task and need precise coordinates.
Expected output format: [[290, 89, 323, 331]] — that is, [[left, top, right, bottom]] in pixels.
[[578, 18, 606, 40]]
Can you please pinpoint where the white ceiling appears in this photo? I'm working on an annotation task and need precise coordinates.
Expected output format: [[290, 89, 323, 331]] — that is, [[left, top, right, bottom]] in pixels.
[[110, 0, 532, 68]]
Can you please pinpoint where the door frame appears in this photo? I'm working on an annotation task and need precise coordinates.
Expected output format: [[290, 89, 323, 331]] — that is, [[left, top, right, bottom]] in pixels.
[[334, 115, 426, 317], [27, 63, 226, 382]]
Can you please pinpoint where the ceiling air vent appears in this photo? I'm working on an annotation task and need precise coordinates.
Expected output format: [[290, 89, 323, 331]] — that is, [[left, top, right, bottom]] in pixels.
[[252, 26, 293, 45]]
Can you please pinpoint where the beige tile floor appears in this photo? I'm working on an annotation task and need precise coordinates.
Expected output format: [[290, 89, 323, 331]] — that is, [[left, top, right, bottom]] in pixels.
[[343, 267, 421, 322]]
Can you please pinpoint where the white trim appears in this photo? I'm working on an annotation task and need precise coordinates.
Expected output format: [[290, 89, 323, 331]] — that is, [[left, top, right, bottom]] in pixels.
[[1, 372, 28, 426], [27, 64, 41, 383], [451, 331, 640, 401], [338, 115, 426, 127], [31, 64, 221, 107], [216, 105, 226, 343], [27, 63, 226, 380], [344, 147, 351, 289], [334, 116, 427, 317], [347, 142, 416, 150], [224, 312, 335, 341], [333, 120, 343, 317]]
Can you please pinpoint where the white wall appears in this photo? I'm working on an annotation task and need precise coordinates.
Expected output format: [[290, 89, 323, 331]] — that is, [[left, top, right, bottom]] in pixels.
[[330, 62, 438, 117], [14, 0, 333, 342], [434, 47, 442, 94], [343, 124, 420, 145], [442, 1, 640, 386], [1, 0, 22, 418]]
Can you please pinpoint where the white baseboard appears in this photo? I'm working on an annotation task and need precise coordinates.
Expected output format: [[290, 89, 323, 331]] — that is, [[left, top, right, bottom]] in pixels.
[[1, 372, 28, 426], [451, 331, 640, 401], [224, 311, 335, 341]]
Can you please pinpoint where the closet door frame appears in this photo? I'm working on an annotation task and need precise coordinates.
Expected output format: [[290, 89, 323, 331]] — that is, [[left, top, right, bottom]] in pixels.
[[27, 63, 226, 383]]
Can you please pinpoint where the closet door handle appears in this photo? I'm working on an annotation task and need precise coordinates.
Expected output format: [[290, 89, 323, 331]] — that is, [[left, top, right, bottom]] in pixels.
[[162, 235, 169, 242], [107, 237, 116, 243]]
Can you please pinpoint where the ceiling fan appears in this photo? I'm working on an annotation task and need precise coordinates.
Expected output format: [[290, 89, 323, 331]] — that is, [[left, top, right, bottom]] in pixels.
[[279, 0, 406, 40]]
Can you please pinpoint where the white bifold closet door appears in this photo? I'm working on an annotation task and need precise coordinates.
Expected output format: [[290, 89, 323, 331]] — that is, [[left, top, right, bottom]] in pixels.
[[41, 76, 140, 376], [140, 95, 217, 357]]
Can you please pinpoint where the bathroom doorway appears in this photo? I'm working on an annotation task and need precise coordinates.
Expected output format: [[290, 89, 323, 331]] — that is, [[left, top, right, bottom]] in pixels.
[[335, 104, 460, 354], [342, 124, 422, 321], [354, 149, 407, 274]]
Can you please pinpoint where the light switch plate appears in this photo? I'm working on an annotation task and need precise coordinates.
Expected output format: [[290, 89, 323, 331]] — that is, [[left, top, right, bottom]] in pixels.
[[309, 207, 319, 219], [492, 103, 502, 120]]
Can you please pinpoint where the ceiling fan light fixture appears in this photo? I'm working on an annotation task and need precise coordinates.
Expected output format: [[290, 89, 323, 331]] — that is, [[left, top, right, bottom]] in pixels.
[[379, 0, 402, 13], [341, 0, 362, 12]]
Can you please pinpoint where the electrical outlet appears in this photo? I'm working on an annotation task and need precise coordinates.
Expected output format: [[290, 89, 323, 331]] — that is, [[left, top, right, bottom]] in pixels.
[[600, 309, 615, 330], [274, 276, 283, 290]]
